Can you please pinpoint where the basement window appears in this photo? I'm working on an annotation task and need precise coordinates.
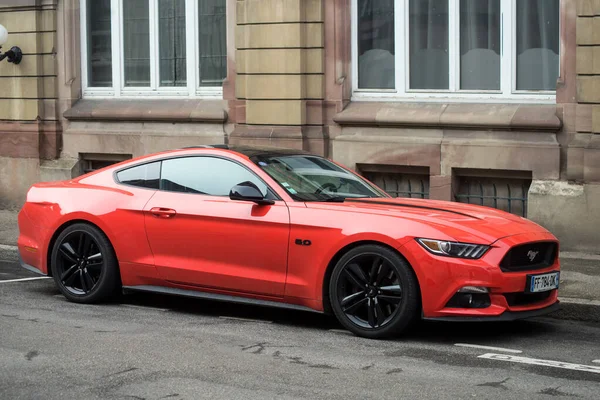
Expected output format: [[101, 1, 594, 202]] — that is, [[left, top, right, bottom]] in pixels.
[[454, 170, 532, 217], [80, 153, 132, 174], [359, 165, 430, 199]]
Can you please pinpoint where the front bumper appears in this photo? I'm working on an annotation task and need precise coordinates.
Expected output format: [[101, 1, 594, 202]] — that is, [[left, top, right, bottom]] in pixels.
[[423, 301, 560, 322], [399, 231, 561, 319]]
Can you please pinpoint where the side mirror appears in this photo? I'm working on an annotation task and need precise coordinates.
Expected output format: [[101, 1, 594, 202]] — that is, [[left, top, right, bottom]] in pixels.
[[229, 181, 274, 206]]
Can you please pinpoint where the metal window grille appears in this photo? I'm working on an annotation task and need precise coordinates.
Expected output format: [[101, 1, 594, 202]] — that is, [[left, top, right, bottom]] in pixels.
[[454, 176, 531, 217], [363, 172, 430, 199]]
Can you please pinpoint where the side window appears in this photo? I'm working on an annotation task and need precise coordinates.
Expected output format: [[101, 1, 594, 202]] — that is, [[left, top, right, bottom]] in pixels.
[[116, 162, 161, 189], [160, 157, 272, 198]]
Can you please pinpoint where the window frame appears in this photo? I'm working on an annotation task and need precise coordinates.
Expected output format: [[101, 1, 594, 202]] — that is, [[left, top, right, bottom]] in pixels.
[[80, 0, 226, 99], [351, 0, 560, 104], [114, 155, 283, 201], [115, 160, 163, 190]]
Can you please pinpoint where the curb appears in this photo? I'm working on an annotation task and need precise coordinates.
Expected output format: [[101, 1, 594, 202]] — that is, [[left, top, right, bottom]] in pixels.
[[0, 243, 599, 323]]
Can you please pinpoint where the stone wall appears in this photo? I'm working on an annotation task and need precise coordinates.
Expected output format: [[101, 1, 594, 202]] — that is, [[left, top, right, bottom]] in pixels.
[[0, 0, 59, 209], [230, 0, 328, 154], [525, 0, 600, 252], [574, 0, 600, 182], [0, 0, 596, 251]]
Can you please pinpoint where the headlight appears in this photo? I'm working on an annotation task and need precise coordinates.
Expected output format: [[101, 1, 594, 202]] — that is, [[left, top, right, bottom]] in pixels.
[[416, 238, 490, 259]]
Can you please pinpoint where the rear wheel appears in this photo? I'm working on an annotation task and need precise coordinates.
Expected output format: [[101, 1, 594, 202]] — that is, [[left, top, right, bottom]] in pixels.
[[50, 223, 121, 303], [329, 245, 420, 339]]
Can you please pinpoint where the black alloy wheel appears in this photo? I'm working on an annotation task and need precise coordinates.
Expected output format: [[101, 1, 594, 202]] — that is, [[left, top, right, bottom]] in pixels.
[[50, 223, 121, 303], [329, 245, 420, 338]]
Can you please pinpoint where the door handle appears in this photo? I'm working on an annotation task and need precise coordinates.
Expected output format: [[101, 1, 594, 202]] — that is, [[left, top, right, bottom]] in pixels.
[[150, 207, 177, 218]]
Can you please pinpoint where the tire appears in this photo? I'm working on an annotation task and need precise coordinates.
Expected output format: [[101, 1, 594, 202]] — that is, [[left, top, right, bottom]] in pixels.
[[328, 244, 420, 339], [50, 223, 121, 303]]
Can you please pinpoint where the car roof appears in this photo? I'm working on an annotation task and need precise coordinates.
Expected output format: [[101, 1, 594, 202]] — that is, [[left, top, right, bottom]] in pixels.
[[179, 144, 312, 158]]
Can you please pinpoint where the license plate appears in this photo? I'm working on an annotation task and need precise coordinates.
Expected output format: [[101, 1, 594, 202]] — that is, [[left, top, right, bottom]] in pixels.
[[527, 271, 560, 293]]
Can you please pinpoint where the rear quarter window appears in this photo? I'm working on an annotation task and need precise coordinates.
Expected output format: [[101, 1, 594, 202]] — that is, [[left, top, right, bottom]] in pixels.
[[116, 162, 161, 189]]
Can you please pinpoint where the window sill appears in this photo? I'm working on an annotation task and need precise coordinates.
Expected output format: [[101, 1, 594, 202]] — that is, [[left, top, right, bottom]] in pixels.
[[351, 92, 557, 104], [333, 101, 562, 132], [63, 99, 228, 123]]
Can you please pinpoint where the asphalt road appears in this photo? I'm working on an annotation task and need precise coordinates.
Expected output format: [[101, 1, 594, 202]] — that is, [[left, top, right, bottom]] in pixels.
[[1, 261, 600, 400]]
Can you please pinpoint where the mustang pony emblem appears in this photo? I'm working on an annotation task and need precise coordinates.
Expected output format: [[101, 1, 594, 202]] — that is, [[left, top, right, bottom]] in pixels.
[[527, 250, 540, 262]]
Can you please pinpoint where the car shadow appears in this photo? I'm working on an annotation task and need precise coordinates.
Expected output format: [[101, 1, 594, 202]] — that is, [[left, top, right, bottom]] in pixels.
[[120, 290, 561, 342]]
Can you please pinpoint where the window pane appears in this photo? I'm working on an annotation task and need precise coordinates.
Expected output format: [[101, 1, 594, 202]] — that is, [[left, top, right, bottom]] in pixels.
[[198, 0, 227, 87], [161, 157, 268, 197], [357, 0, 395, 90], [409, 0, 449, 90], [159, 0, 187, 87], [123, 0, 151, 87], [117, 162, 161, 189], [516, 0, 560, 91], [87, 0, 112, 87], [460, 0, 500, 90]]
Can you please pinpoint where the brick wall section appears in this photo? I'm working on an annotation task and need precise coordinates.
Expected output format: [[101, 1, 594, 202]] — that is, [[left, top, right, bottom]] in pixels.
[[575, 0, 600, 182], [231, 0, 327, 153], [0, 0, 59, 160]]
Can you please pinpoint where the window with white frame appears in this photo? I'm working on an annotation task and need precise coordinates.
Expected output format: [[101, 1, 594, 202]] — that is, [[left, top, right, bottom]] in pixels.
[[352, 0, 560, 102], [81, 0, 227, 98]]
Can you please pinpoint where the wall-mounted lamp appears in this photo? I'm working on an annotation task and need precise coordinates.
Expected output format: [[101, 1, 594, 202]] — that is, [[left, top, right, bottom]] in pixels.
[[0, 23, 23, 65]]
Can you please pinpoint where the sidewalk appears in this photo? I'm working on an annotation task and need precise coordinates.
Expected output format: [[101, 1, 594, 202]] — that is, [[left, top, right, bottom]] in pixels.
[[1, 208, 599, 321]]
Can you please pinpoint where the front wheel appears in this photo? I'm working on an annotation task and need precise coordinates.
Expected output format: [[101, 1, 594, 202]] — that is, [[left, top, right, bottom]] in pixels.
[[329, 245, 420, 339], [50, 223, 121, 303]]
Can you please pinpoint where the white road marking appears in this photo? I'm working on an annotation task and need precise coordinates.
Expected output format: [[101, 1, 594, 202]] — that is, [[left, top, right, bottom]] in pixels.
[[559, 297, 600, 306], [454, 343, 522, 354], [122, 304, 169, 312], [593, 360, 600, 364], [479, 353, 600, 374], [219, 316, 272, 324], [329, 329, 352, 335], [0, 277, 51, 283]]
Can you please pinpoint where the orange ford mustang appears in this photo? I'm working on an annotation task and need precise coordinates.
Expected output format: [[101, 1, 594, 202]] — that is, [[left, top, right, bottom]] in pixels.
[[17, 145, 560, 338]]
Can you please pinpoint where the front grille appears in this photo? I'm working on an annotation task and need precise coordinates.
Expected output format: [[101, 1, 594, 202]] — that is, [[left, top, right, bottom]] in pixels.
[[499, 241, 558, 272], [504, 290, 553, 307]]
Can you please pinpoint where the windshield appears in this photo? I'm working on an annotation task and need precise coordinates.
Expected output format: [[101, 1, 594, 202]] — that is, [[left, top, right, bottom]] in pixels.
[[251, 154, 388, 202]]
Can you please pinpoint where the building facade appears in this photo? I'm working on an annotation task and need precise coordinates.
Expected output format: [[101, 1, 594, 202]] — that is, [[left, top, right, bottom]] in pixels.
[[0, 0, 598, 252]]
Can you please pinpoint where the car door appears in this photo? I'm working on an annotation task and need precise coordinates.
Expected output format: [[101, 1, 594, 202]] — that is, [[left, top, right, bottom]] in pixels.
[[143, 155, 290, 297]]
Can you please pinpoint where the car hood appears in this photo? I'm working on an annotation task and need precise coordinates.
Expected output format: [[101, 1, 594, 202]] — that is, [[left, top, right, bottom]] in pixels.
[[306, 197, 550, 244]]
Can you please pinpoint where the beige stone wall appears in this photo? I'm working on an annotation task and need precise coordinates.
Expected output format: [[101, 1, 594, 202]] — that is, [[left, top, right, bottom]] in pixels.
[[236, 0, 324, 126], [231, 0, 326, 152], [574, 0, 600, 182], [523, 0, 600, 251], [0, 2, 57, 121], [0, 1, 58, 208], [528, 181, 600, 252]]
